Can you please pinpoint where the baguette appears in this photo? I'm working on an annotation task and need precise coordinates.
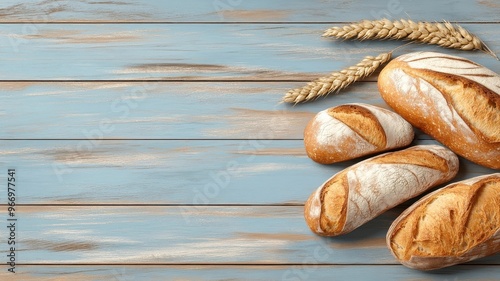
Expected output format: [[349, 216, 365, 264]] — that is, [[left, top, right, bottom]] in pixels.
[[387, 173, 500, 270], [377, 51, 500, 169], [304, 145, 458, 236], [304, 103, 414, 164]]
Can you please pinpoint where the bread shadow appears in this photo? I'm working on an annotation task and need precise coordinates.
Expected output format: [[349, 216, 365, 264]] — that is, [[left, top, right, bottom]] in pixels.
[[418, 263, 500, 278]]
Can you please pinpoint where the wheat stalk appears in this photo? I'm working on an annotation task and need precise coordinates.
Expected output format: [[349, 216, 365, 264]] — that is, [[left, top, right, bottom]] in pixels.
[[282, 52, 392, 104], [323, 19, 498, 59]]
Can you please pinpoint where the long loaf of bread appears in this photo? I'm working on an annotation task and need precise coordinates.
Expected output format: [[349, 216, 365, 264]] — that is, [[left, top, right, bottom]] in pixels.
[[387, 173, 500, 270], [377, 51, 500, 169], [304, 103, 414, 164], [304, 145, 459, 236]]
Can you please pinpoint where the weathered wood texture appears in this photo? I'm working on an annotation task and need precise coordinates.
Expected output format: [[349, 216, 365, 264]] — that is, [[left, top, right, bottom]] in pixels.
[[1, 0, 499, 279], [0, 0, 499, 22], [0, 81, 393, 139], [0, 139, 495, 204], [1, 265, 499, 281], [0, 24, 498, 80], [2, 80, 500, 140], [1, 206, 499, 265]]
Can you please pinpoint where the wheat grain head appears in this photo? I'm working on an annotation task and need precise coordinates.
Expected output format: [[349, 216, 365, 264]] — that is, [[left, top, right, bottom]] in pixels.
[[282, 52, 392, 104], [323, 19, 498, 59]]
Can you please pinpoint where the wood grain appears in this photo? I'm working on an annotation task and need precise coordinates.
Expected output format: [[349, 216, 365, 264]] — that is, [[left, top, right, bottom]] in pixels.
[[1, 205, 499, 265], [0, 0, 499, 22], [0, 24, 498, 80], [0, 81, 383, 139], [1, 0, 499, 279], [0, 139, 494, 205], [0, 81, 489, 140], [0, 265, 499, 281]]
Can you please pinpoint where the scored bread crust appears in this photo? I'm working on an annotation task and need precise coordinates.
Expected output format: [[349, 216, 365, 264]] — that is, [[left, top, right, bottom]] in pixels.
[[331, 104, 387, 148], [304, 145, 459, 236], [377, 51, 500, 169], [304, 103, 414, 164], [386, 173, 500, 271]]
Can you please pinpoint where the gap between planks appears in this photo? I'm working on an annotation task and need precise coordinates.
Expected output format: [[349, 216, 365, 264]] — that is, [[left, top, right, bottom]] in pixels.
[[1, 21, 499, 24], [13, 263, 400, 266], [12, 263, 497, 266], [0, 203, 305, 206], [0, 80, 377, 83], [0, 139, 305, 140]]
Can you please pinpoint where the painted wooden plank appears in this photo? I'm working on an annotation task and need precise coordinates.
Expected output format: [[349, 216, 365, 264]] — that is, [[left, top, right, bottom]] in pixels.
[[0, 81, 393, 139], [0, 265, 499, 281], [0, 24, 498, 80], [0, 81, 495, 140], [0, 139, 494, 205], [0, 0, 499, 23], [1, 205, 499, 265]]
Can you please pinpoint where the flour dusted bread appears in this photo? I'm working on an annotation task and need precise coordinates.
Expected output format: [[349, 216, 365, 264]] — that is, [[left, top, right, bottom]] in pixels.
[[304, 145, 458, 236], [387, 174, 500, 270], [377, 51, 500, 169], [304, 103, 414, 164]]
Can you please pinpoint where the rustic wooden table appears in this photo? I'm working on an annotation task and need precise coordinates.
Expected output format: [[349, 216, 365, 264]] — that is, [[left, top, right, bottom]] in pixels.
[[0, 0, 499, 280]]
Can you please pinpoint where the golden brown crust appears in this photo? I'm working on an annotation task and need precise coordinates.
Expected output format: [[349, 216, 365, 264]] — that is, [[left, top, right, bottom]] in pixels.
[[303, 173, 349, 236], [369, 146, 449, 173], [303, 103, 413, 164], [329, 104, 386, 149], [304, 190, 320, 233], [378, 53, 500, 169], [303, 116, 339, 164], [409, 68, 500, 144], [387, 174, 500, 270], [304, 145, 459, 237], [319, 174, 348, 234]]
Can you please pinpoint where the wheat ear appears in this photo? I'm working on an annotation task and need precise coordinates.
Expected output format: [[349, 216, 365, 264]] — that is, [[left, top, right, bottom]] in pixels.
[[323, 19, 498, 59], [282, 52, 392, 104]]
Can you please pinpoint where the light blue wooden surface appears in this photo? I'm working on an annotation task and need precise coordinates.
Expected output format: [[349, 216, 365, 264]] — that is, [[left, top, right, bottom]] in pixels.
[[2, 265, 500, 281], [0, 24, 498, 80], [0, 0, 499, 22], [3, 205, 499, 265], [0, 0, 499, 280], [0, 82, 385, 139], [0, 139, 495, 205]]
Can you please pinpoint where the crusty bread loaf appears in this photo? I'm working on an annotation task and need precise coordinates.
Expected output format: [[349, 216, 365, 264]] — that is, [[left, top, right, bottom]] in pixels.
[[304, 103, 414, 164], [387, 173, 500, 270], [377, 51, 500, 169], [304, 145, 458, 236]]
